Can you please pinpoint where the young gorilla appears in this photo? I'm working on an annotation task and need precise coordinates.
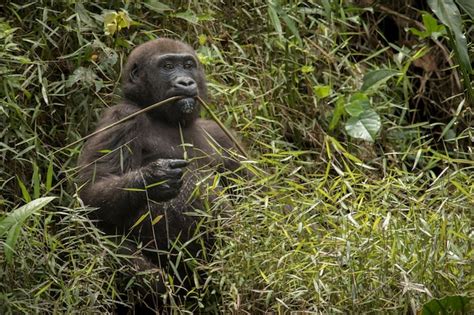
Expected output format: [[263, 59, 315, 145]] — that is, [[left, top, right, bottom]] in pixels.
[[76, 38, 240, 297]]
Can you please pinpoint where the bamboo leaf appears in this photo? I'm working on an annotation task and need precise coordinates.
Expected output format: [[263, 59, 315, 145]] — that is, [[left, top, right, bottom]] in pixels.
[[130, 212, 149, 230], [0, 197, 56, 236], [361, 69, 399, 91]]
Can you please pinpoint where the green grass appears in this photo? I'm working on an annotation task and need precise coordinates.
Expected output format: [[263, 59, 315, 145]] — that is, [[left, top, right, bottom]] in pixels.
[[0, 0, 472, 313]]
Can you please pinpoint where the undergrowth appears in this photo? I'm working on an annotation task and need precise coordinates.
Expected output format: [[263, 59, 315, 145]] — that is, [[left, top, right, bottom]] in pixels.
[[0, 0, 472, 313]]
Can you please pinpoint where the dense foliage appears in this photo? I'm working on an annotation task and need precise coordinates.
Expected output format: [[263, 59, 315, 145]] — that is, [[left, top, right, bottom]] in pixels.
[[0, 0, 472, 313]]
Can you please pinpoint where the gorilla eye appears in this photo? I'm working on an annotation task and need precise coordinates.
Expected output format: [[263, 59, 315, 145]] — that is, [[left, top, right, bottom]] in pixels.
[[163, 62, 174, 70], [183, 61, 194, 69]]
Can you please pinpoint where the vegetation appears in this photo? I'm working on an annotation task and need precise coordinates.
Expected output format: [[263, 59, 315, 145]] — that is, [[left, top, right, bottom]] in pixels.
[[0, 0, 472, 313]]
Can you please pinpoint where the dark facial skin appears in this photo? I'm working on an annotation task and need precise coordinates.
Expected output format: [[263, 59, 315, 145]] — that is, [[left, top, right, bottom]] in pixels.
[[134, 53, 200, 122], [76, 38, 241, 299]]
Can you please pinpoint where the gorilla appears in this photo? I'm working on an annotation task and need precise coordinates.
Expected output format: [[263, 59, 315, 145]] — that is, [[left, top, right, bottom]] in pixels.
[[76, 38, 241, 296]]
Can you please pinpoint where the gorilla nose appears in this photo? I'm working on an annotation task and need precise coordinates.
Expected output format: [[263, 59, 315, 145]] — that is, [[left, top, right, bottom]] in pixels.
[[173, 77, 197, 95]]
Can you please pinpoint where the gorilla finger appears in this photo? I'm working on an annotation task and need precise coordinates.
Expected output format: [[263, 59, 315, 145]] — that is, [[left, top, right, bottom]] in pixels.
[[168, 178, 183, 189], [168, 159, 189, 169], [164, 168, 183, 178], [160, 183, 170, 189]]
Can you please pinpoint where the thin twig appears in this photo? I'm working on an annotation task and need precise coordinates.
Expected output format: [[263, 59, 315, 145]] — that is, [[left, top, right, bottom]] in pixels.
[[197, 96, 249, 159], [53, 96, 183, 155]]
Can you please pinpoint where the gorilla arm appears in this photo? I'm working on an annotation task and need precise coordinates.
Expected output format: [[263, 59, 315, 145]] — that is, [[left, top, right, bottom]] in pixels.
[[77, 105, 185, 228]]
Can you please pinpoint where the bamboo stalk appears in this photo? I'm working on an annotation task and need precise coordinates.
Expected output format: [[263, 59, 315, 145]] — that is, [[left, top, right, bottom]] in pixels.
[[197, 96, 249, 158]]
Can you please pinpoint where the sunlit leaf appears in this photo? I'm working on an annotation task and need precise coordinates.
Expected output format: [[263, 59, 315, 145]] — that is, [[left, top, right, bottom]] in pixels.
[[345, 93, 370, 116], [130, 212, 149, 230], [103, 10, 132, 35], [151, 215, 163, 225], [301, 65, 314, 74], [345, 110, 381, 142], [314, 85, 332, 99], [0, 197, 55, 236]]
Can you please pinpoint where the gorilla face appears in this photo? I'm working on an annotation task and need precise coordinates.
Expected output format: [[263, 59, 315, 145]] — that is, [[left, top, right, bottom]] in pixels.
[[145, 53, 199, 108], [123, 40, 208, 126]]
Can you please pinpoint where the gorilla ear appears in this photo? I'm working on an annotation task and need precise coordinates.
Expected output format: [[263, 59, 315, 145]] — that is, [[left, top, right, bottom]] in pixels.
[[130, 63, 139, 82]]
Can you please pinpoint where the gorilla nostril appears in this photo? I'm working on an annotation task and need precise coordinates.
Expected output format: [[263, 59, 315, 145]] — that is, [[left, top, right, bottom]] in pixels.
[[175, 78, 196, 88]]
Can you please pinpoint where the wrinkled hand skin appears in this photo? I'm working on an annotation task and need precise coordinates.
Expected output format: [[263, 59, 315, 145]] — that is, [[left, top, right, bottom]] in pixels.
[[142, 159, 189, 202]]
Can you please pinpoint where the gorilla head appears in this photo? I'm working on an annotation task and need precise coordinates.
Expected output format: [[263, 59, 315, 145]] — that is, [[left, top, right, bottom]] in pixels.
[[122, 38, 208, 126]]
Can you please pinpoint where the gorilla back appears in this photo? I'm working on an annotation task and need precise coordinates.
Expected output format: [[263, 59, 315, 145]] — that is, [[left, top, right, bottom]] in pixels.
[[76, 38, 240, 273]]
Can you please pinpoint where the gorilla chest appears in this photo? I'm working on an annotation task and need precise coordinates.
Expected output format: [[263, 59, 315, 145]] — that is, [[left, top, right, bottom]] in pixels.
[[135, 123, 222, 244], [141, 123, 222, 167]]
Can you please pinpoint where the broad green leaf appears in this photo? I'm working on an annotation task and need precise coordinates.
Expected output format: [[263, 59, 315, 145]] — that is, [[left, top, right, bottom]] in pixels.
[[456, 0, 474, 19], [1, 196, 55, 263], [99, 47, 119, 70], [268, 1, 300, 43], [428, 0, 463, 32], [314, 85, 331, 99], [75, 3, 97, 29], [421, 295, 471, 314], [345, 110, 381, 142], [361, 69, 399, 91], [345, 93, 370, 116], [144, 0, 172, 13], [0, 197, 55, 236], [409, 27, 428, 39], [408, 12, 446, 39], [428, 0, 472, 74], [422, 12, 446, 37]]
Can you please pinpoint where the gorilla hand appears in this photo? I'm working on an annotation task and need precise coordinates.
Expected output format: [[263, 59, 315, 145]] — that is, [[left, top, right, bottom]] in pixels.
[[142, 159, 189, 201]]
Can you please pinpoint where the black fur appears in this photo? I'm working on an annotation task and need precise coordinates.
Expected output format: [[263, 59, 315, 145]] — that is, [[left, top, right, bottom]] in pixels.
[[76, 38, 241, 304]]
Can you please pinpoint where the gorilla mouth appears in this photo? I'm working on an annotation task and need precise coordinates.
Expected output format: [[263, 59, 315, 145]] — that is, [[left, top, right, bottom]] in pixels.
[[176, 97, 196, 114]]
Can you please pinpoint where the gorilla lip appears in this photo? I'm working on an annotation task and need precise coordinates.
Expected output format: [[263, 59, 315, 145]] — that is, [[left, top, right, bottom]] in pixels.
[[176, 97, 196, 114]]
